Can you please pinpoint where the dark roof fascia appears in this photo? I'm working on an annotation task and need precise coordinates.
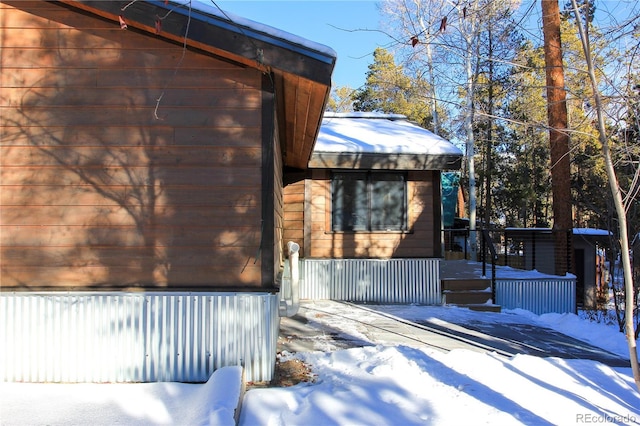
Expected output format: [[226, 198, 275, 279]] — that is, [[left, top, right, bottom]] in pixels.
[[308, 152, 463, 171], [64, 0, 336, 85]]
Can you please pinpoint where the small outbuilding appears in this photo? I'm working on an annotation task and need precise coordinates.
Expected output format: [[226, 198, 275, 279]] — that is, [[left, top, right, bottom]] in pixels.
[[505, 227, 611, 309], [283, 112, 463, 304]]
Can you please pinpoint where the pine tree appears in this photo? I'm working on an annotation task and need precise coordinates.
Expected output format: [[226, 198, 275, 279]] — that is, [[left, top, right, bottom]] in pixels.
[[352, 48, 433, 128]]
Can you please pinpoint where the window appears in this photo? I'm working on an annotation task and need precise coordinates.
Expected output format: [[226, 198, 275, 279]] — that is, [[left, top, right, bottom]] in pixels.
[[331, 171, 407, 232]]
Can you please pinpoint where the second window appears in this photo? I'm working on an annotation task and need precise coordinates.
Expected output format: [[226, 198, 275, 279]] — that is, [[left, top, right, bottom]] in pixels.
[[331, 171, 407, 232]]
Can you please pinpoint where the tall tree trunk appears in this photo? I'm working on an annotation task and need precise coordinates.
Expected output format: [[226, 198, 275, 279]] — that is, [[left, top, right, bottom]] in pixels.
[[458, 1, 480, 261], [484, 29, 494, 228], [426, 42, 440, 136], [541, 0, 572, 276], [465, 42, 478, 261], [418, 11, 440, 136], [570, 0, 640, 392]]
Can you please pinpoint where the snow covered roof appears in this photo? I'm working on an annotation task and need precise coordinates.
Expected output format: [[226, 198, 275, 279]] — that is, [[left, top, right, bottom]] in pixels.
[[505, 228, 612, 246], [505, 227, 612, 236], [573, 228, 611, 236], [309, 112, 463, 170]]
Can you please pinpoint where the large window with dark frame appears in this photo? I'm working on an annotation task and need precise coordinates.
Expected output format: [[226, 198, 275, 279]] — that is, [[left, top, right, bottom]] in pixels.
[[331, 171, 408, 232]]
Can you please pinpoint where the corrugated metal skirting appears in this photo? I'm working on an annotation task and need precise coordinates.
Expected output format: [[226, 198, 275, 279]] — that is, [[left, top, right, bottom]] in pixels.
[[300, 258, 441, 304], [1, 292, 279, 383], [495, 278, 576, 315]]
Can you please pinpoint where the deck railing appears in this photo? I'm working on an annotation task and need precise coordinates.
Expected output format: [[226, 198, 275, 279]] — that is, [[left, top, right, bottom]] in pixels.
[[443, 227, 573, 276]]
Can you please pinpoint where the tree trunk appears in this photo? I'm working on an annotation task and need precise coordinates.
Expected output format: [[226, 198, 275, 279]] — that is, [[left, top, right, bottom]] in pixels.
[[541, 0, 573, 276], [418, 15, 440, 136], [465, 44, 478, 261], [484, 29, 494, 228]]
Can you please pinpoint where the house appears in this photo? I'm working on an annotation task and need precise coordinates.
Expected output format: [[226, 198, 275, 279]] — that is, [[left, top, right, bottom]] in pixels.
[[283, 112, 463, 304], [0, 0, 335, 383]]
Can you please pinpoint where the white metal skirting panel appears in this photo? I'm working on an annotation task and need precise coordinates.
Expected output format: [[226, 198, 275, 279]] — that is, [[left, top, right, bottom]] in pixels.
[[1, 292, 279, 383], [495, 278, 576, 315], [300, 259, 441, 304]]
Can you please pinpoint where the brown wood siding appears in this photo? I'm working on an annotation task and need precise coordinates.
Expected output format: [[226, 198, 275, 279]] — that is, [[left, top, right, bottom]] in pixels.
[[0, 2, 267, 290], [283, 180, 305, 257], [302, 170, 438, 258]]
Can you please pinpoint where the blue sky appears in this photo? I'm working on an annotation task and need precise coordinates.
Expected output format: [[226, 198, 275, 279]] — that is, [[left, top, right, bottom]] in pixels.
[[215, 1, 390, 90]]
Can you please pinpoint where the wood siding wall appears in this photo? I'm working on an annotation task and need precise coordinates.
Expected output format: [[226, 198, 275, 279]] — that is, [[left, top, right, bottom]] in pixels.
[[283, 180, 305, 257], [0, 2, 269, 290], [283, 170, 441, 259]]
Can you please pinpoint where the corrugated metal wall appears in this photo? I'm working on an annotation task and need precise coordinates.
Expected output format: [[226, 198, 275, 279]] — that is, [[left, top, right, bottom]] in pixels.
[[300, 258, 441, 304], [1, 292, 279, 383], [495, 278, 576, 315]]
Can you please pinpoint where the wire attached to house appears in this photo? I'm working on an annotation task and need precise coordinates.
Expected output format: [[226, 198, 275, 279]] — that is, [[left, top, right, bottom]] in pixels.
[[153, 1, 192, 120], [209, 0, 266, 66]]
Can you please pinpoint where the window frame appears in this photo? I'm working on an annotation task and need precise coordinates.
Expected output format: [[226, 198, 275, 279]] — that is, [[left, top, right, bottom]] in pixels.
[[330, 170, 408, 233]]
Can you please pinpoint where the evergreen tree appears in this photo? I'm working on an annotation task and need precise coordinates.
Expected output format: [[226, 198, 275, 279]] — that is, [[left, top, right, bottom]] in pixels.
[[473, 10, 524, 226], [496, 40, 552, 227], [559, 11, 609, 229], [352, 47, 433, 128]]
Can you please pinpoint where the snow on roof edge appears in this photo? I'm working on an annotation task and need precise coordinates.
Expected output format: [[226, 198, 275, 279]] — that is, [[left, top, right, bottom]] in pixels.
[[505, 227, 612, 236], [573, 228, 612, 236], [189, 0, 337, 60], [323, 112, 407, 120]]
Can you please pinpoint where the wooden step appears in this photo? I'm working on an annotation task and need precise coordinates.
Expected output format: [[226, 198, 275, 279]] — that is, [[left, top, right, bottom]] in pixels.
[[441, 278, 491, 291], [443, 290, 492, 305], [441, 277, 501, 312]]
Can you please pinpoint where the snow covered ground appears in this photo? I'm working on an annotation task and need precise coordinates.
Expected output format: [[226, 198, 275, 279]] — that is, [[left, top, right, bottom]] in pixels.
[[1, 303, 639, 426]]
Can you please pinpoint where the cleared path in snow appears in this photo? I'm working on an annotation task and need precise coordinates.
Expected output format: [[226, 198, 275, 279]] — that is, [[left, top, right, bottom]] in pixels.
[[278, 300, 630, 368]]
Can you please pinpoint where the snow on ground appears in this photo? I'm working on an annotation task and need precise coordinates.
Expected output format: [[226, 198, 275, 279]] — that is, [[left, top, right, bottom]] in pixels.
[[0, 366, 243, 426], [2, 305, 639, 426]]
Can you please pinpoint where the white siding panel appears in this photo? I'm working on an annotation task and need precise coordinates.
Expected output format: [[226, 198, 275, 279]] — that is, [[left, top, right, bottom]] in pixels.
[[300, 258, 441, 304], [0, 292, 279, 383], [495, 278, 576, 315]]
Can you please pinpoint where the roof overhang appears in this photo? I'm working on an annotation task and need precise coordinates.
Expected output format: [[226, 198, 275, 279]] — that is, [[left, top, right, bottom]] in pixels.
[[310, 113, 463, 170], [59, 0, 336, 169], [309, 152, 462, 170]]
